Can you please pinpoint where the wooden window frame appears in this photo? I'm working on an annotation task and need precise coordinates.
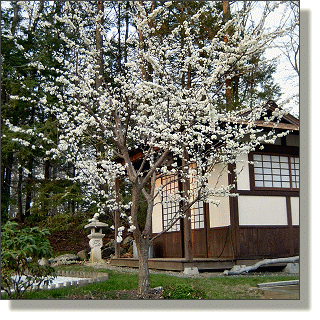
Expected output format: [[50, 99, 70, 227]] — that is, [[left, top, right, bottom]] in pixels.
[[190, 175, 205, 230], [191, 200, 205, 230], [249, 152, 299, 191], [161, 175, 180, 232]]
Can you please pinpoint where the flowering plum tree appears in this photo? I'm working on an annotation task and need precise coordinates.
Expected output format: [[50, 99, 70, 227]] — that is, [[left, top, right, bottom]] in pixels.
[[6, 1, 291, 296]]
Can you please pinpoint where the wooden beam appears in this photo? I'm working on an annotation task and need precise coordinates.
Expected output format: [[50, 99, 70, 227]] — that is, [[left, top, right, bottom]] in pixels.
[[220, 118, 299, 131]]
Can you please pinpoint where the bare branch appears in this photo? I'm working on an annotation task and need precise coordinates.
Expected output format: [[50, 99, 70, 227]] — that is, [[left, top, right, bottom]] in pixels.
[[140, 148, 170, 189], [137, 145, 154, 177]]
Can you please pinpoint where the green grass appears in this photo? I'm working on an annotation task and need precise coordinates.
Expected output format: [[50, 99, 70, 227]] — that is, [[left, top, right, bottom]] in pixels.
[[149, 273, 298, 299], [3, 265, 299, 300]]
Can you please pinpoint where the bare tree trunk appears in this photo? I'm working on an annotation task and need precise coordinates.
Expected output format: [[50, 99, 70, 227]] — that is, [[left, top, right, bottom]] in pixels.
[[95, 1, 104, 90], [138, 1, 147, 81], [11, 2, 20, 35], [223, 1, 233, 111], [43, 159, 50, 215], [124, 1, 130, 64], [138, 1, 155, 81], [117, 2, 122, 73], [24, 157, 33, 219], [131, 184, 150, 297], [17, 165, 24, 222], [1, 152, 14, 220], [136, 236, 150, 297]]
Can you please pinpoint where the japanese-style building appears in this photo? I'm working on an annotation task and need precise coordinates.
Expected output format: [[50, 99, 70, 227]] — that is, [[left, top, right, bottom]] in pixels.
[[111, 101, 299, 271]]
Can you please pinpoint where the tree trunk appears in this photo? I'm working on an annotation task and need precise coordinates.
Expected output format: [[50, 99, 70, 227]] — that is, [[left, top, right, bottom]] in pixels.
[[223, 1, 233, 111], [25, 157, 33, 219], [136, 235, 150, 297], [131, 185, 150, 297], [11, 2, 20, 35], [17, 165, 24, 223], [124, 1, 130, 64], [95, 1, 104, 91], [117, 2, 122, 74], [43, 159, 50, 215], [1, 152, 14, 220]]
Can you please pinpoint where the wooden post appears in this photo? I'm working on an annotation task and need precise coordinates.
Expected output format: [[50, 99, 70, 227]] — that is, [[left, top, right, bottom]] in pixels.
[[114, 177, 121, 258], [228, 163, 240, 259], [286, 196, 294, 256], [182, 151, 193, 261]]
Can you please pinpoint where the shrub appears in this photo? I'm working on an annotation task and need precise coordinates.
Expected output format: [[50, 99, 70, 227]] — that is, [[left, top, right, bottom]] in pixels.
[[36, 212, 104, 232], [162, 283, 206, 299], [1, 221, 56, 299]]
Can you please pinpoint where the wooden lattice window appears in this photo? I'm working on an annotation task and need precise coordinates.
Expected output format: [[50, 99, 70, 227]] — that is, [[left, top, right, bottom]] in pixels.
[[191, 201, 205, 229], [290, 156, 300, 189], [190, 175, 205, 229], [252, 154, 299, 190], [162, 175, 180, 232]]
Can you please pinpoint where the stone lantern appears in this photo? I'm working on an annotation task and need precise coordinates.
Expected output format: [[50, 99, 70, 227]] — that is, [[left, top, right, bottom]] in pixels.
[[84, 218, 108, 262]]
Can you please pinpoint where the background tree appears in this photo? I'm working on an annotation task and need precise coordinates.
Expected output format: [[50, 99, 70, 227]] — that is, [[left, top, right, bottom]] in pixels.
[[271, 0, 299, 110], [217, 1, 282, 111], [278, 1, 299, 77], [1, 1, 87, 223]]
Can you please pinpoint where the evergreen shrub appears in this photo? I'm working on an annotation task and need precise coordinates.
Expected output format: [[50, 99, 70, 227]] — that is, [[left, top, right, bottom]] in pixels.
[[1, 221, 55, 298]]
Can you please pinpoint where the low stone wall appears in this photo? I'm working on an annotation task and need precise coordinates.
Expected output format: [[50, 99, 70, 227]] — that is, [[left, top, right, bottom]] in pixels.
[[1, 272, 109, 297], [55, 269, 109, 279], [44, 273, 109, 290]]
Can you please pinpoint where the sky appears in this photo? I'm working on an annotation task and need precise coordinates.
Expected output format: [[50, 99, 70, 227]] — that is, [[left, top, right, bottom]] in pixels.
[[234, 1, 300, 116], [264, 5, 299, 116]]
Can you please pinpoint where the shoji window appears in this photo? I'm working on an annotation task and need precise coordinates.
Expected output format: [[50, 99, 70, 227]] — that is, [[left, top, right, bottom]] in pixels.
[[290, 157, 300, 189], [162, 175, 180, 232], [191, 201, 205, 229], [190, 175, 205, 229], [252, 154, 299, 189]]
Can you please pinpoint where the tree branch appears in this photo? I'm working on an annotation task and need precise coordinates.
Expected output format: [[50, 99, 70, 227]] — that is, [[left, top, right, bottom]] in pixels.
[[137, 145, 153, 177], [140, 148, 170, 189]]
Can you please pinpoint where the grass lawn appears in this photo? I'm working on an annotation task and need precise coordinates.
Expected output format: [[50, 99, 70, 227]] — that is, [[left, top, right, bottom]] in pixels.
[[3, 265, 299, 300]]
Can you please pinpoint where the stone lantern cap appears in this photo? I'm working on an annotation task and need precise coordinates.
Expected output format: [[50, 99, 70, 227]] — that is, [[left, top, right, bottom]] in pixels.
[[84, 221, 108, 230]]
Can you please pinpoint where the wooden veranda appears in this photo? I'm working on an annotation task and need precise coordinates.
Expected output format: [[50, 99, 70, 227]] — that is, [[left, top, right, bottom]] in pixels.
[[109, 257, 288, 272]]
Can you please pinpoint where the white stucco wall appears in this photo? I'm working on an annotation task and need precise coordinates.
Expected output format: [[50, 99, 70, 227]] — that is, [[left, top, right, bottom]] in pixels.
[[235, 154, 250, 190], [290, 197, 299, 225], [152, 178, 163, 233], [209, 197, 231, 227], [208, 164, 231, 227], [238, 196, 288, 226]]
